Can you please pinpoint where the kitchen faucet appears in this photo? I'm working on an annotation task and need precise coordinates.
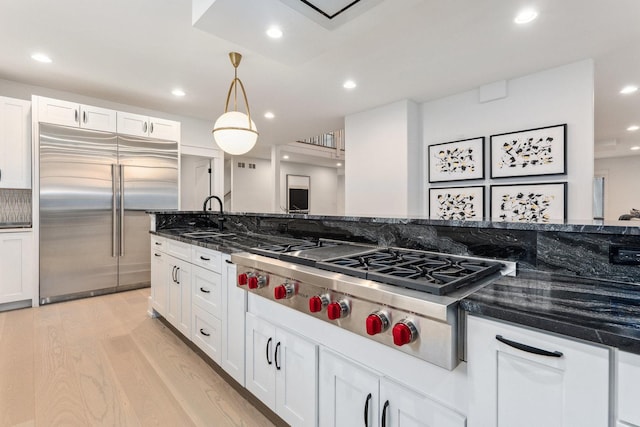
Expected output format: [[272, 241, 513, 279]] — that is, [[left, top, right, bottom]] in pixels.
[[203, 195, 225, 231]]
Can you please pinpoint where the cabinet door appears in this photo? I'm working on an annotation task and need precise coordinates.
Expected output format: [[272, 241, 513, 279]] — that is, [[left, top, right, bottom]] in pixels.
[[275, 327, 318, 427], [0, 232, 33, 304], [150, 249, 167, 316], [246, 312, 277, 410], [149, 117, 180, 141], [36, 96, 79, 127], [192, 305, 222, 364], [191, 264, 222, 316], [319, 348, 379, 427], [221, 256, 246, 386], [379, 378, 465, 427], [117, 112, 149, 137], [79, 105, 116, 132], [0, 97, 31, 189], [619, 351, 640, 426], [467, 315, 609, 427], [166, 255, 192, 338]]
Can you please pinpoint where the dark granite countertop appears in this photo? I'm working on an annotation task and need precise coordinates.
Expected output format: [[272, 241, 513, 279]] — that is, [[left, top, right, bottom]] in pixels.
[[461, 275, 640, 354]]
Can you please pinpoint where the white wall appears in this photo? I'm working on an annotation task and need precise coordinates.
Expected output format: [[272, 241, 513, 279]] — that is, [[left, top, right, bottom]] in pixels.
[[423, 59, 595, 220], [230, 157, 273, 213], [280, 163, 339, 215], [344, 99, 421, 216], [595, 156, 640, 220]]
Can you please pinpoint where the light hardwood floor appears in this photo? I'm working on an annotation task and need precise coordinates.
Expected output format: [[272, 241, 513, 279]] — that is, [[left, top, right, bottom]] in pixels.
[[0, 289, 276, 427]]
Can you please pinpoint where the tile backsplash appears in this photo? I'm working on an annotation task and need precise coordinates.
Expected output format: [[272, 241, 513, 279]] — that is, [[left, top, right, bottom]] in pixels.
[[0, 189, 32, 224]]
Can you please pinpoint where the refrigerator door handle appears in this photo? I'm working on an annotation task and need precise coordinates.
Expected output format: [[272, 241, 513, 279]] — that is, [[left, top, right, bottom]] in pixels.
[[111, 164, 117, 258], [119, 164, 125, 257]]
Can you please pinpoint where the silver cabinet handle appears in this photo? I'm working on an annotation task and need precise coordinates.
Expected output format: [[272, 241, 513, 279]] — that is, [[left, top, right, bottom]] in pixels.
[[150, 122, 154, 134], [111, 164, 117, 257], [0, 169, 2, 182], [119, 164, 125, 256], [143, 121, 148, 133]]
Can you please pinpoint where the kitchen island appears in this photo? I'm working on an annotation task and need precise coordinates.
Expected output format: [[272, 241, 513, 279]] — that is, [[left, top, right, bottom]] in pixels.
[[150, 211, 640, 427]]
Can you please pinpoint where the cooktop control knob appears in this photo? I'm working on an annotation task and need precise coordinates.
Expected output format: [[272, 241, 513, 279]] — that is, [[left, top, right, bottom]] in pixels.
[[327, 300, 350, 320], [309, 295, 329, 313], [392, 320, 418, 346], [237, 273, 248, 286], [274, 282, 296, 300], [248, 274, 268, 289], [366, 311, 390, 336]]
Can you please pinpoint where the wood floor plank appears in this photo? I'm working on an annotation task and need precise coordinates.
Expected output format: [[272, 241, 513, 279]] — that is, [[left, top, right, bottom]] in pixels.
[[0, 308, 35, 427]]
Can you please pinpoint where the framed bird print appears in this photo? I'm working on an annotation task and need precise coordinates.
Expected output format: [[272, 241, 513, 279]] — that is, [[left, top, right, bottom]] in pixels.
[[428, 137, 485, 183], [490, 182, 567, 223], [429, 186, 484, 220]]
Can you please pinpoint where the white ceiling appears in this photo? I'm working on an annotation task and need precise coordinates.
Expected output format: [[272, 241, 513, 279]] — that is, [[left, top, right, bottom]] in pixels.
[[1, 0, 639, 160]]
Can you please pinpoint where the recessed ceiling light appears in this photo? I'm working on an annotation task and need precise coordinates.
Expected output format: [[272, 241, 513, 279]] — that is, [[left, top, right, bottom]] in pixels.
[[514, 9, 538, 24], [283, 155, 289, 160], [264, 112, 275, 119], [31, 52, 52, 63], [336, 162, 342, 167], [171, 88, 185, 97], [266, 26, 283, 39], [620, 85, 639, 95], [627, 125, 640, 132], [631, 146, 640, 151], [343, 80, 357, 89]]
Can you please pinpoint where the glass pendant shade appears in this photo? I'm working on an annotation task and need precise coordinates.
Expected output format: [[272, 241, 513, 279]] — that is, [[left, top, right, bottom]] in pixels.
[[213, 52, 259, 156], [213, 111, 258, 155]]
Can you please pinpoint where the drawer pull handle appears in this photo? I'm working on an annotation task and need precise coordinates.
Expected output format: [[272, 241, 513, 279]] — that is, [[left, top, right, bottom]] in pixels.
[[155, 242, 162, 245], [200, 287, 211, 294], [495, 335, 563, 358], [200, 256, 210, 261], [154, 253, 161, 257], [225, 259, 233, 264], [200, 328, 210, 337]]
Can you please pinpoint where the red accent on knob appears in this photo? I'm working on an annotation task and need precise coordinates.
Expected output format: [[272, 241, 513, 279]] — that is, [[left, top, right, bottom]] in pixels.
[[309, 296, 323, 313], [238, 273, 248, 286], [248, 276, 258, 289], [392, 323, 413, 346], [327, 302, 342, 320], [274, 285, 287, 300], [366, 314, 383, 335]]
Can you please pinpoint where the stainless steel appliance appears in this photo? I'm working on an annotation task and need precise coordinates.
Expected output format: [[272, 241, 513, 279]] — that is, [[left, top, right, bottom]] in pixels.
[[231, 240, 515, 370], [39, 123, 178, 304]]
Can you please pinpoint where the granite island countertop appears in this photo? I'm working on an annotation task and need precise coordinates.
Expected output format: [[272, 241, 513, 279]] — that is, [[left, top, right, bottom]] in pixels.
[[461, 275, 640, 354]]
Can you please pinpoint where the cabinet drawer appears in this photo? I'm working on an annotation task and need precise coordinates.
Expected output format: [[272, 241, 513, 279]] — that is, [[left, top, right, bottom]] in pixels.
[[192, 265, 222, 317], [151, 235, 166, 252], [192, 306, 222, 364], [191, 246, 222, 272], [165, 238, 190, 260], [619, 351, 640, 426]]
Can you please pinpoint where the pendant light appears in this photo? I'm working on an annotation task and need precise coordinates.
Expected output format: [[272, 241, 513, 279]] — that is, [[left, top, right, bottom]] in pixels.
[[212, 52, 258, 155]]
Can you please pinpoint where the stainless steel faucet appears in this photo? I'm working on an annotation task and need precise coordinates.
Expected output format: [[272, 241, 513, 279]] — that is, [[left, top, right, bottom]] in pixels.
[[203, 195, 225, 231]]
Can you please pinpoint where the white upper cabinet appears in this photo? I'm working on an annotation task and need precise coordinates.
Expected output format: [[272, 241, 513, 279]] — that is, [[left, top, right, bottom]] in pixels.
[[0, 97, 31, 188], [117, 112, 180, 141], [36, 96, 116, 132]]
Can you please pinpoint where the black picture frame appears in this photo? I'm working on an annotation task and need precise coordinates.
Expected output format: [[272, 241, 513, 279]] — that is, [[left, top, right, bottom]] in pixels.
[[428, 186, 485, 220], [490, 124, 567, 179], [428, 137, 485, 183], [490, 182, 567, 223]]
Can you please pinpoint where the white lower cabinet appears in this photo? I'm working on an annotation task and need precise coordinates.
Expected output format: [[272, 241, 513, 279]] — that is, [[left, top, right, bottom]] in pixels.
[[246, 312, 318, 427], [319, 348, 465, 427], [0, 231, 34, 305], [150, 238, 167, 315], [221, 255, 247, 386], [618, 351, 640, 427], [192, 305, 222, 363], [166, 254, 192, 338], [467, 315, 610, 427]]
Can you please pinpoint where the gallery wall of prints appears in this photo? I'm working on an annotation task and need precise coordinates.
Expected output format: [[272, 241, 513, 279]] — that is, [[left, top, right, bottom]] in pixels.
[[427, 124, 568, 223]]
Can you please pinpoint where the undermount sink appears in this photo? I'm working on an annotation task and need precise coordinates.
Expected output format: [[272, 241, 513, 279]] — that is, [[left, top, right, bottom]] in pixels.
[[181, 231, 236, 239]]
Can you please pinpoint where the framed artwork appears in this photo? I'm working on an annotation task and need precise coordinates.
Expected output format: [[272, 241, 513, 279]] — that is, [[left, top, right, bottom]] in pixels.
[[429, 186, 484, 220], [490, 124, 566, 178], [490, 182, 567, 223], [428, 137, 485, 183], [286, 174, 310, 213]]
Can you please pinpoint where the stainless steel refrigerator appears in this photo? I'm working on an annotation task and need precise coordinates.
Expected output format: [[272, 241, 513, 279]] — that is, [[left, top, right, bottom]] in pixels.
[[39, 123, 178, 304]]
